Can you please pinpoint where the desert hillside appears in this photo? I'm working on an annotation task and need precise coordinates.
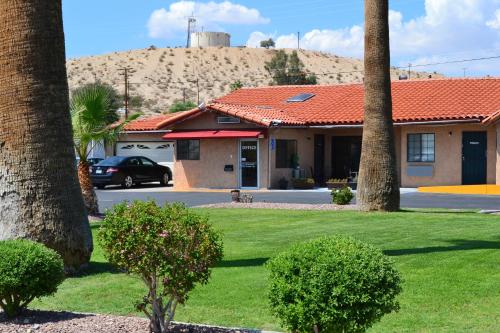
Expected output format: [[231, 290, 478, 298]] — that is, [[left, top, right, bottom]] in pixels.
[[67, 47, 440, 116]]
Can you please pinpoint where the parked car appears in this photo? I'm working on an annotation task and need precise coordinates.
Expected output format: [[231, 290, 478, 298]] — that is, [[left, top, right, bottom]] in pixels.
[[90, 156, 172, 189], [87, 157, 104, 166]]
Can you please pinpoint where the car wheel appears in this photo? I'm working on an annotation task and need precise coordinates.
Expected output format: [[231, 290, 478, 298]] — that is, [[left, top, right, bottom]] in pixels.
[[122, 175, 134, 189], [96, 185, 105, 190], [160, 173, 170, 186]]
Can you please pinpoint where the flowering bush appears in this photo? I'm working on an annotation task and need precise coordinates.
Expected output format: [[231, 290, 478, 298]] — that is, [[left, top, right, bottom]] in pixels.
[[331, 186, 354, 205], [98, 201, 223, 333], [0, 240, 65, 317], [267, 236, 402, 333]]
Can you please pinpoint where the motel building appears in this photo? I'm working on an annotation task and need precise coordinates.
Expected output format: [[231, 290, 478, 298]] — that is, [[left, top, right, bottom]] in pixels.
[[115, 78, 500, 191]]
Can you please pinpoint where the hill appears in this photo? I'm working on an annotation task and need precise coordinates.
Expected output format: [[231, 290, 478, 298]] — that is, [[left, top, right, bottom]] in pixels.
[[66, 47, 441, 116]]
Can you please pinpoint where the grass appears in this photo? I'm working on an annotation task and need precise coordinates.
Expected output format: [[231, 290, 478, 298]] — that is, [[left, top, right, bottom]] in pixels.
[[33, 209, 500, 332]]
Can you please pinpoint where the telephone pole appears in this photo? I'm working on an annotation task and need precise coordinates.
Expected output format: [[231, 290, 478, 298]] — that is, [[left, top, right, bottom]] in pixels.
[[407, 63, 412, 80], [118, 67, 133, 118], [297, 31, 300, 50]]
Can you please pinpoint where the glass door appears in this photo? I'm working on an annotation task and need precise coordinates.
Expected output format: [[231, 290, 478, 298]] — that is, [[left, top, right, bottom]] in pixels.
[[240, 140, 259, 188]]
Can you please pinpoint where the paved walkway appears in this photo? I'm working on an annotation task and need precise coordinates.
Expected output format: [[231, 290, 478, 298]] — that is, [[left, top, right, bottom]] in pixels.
[[97, 185, 500, 213]]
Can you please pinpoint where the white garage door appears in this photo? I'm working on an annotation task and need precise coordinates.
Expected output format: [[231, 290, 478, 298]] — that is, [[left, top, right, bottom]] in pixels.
[[116, 141, 174, 169]]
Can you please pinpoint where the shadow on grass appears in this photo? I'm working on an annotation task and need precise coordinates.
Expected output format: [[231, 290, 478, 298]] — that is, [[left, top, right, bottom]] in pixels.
[[217, 257, 269, 268], [385, 239, 500, 256], [398, 209, 479, 214]]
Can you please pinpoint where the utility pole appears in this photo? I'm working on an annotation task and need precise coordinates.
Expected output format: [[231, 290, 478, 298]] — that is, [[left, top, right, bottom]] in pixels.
[[462, 67, 467, 77], [297, 31, 300, 50], [182, 88, 187, 104], [196, 78, 200, 105], [118, 66, 133, 119], [407, 63, 412, 80]]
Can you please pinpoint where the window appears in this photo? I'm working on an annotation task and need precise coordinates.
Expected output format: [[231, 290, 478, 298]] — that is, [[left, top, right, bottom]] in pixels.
[[217, 116, 240, 124], [177, 140, 200, 160], [276, 139, 297, 168], [140, 157, 155, 166], [127, 157, 141, 166], [407, 133, 435, 162]]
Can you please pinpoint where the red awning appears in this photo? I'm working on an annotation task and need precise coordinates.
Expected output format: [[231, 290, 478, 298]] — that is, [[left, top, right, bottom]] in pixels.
[[163, 130, 265, 140]]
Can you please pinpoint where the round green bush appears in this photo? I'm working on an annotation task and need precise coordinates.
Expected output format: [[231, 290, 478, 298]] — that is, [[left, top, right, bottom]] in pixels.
[[267, 236, 402, 333], [0, 240, 65, 317], [331, 186, 354, 205]]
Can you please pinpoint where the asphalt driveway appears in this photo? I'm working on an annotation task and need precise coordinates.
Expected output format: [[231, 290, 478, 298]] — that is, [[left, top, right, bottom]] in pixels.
[[96, 185, 500, 213]]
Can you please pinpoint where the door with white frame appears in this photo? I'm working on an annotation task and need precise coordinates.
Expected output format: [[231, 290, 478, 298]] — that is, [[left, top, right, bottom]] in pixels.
[[239, 139, 259, 189]]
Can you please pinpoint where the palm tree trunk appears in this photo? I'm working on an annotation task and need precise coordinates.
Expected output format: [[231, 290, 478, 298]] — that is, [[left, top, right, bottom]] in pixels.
[[357, 0, 400, 211], [78, 161, 99, 215], [0, 0, 93, 272]]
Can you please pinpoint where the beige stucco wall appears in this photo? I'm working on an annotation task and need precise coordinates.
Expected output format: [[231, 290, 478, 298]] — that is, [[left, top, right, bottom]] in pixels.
[[497, 123, 500, 185], [400, 123, 497, 187], [173, 138, 269, 190]]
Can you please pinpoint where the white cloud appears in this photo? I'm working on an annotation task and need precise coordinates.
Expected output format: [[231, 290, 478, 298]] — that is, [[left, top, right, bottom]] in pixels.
[[246, 0, 500, 76], [148, 1, 270, 39], [246, 31, 275, 47], [487, 9, 500, 29]]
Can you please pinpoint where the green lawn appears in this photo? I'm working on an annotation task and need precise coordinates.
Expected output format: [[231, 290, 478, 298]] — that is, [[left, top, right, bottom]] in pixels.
[[33, 209, 500, 332]]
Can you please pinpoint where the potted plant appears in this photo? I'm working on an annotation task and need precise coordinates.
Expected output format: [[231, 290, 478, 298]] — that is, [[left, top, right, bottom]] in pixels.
[[278, 177, 289, 190], [292, 178, 315, 190], [326, 178, 348, 190], [291, 154, 300, 179]]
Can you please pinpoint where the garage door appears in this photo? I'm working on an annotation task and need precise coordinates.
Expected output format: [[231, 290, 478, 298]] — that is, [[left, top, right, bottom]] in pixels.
[[116, 141, 174, 168]]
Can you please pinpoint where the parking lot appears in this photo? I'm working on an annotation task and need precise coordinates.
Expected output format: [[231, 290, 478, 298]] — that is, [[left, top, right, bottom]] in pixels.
[[96, 184, 500, 213]]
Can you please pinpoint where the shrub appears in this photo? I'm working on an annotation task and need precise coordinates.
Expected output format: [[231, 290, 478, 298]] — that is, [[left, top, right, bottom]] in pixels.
[[267, 236, 402, 333], [0, 240, 65, 317], [331, 186, 354, 205], [98, 201, 223, 333]]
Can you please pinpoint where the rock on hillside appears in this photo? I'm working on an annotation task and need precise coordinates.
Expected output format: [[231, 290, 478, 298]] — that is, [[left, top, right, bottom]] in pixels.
[[66, 47, 441, 116]]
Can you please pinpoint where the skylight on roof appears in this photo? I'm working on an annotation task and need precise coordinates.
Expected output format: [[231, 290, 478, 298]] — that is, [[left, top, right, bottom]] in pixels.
[[287, 93, 315, 103]]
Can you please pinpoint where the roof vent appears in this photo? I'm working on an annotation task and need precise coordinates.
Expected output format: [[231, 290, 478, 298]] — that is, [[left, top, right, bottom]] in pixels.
[[287, 93, 315, 103]]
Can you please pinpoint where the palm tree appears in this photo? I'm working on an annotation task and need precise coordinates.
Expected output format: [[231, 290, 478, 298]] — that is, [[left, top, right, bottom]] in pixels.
[[71, 83, 139, 214], [0, 0, 92, 271], [356, 0, 400, 211]]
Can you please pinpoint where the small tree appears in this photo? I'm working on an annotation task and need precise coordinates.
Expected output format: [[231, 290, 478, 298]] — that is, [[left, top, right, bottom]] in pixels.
[[267, 236, 402, 333], [169, 100, 197, 113], [71, 83, 139, 214], [260, 38, 275, 49], [265, 50, 317, 85], [98, 201, 223, 333], [230, 80, 244, 91]]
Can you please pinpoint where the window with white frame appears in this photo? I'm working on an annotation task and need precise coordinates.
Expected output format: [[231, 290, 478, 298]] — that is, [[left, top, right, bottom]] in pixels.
[[407, 133, 435, 162]]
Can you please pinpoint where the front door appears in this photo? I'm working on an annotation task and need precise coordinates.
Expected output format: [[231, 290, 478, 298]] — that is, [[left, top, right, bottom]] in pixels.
[[314, 135, 325, 185], [331, 136, 362, 180], [240, 140, 259, 188], [462, 132, 487, 185]]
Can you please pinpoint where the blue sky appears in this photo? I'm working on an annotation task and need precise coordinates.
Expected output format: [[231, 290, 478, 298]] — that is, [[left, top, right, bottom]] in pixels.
[[63, 0, 500, 76]]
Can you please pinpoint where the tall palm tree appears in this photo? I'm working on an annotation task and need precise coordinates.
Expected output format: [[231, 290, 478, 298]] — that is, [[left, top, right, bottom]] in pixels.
[[71, 84, 139, 214], [0, 0, 92, 271], [357, 0, 400, 211]]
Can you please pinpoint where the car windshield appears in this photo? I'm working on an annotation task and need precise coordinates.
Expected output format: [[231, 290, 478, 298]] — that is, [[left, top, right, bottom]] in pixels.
[[96, 156, 127, 166]]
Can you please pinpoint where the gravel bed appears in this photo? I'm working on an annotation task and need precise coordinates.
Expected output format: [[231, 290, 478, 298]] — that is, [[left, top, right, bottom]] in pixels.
[[195, 202, 357, 211], [0, 310, 276, 333]]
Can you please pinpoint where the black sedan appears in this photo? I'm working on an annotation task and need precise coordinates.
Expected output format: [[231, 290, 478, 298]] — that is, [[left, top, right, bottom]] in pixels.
[[90, 156, 172, 189]]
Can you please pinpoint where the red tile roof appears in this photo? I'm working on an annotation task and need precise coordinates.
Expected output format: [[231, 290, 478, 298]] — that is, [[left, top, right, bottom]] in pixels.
[[206, 78, 500, 126], [124, 109, 199, 131]]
